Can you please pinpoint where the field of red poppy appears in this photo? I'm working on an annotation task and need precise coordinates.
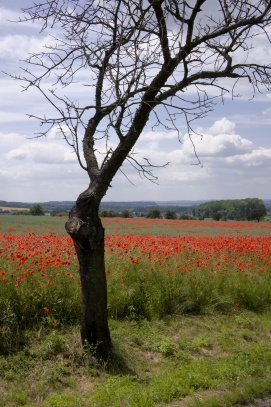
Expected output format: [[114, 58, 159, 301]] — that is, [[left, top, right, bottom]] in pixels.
[[2, 216, 271, 407], [103, 217, 271, 236], [1, 216, 271, 353]]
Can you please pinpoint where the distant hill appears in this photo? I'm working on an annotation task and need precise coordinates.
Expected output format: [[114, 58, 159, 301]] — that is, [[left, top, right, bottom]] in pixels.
[[0, 199, 270, 216], [155, 200, 212, 206], [0, 199, 195, 215], [0, 200, 75, 215]]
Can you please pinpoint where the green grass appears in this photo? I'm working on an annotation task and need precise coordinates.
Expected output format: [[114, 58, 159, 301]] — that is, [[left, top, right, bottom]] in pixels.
[[0, 215, 67, 235], [1, 312, 271, 406], [1, 214, 271, 236]]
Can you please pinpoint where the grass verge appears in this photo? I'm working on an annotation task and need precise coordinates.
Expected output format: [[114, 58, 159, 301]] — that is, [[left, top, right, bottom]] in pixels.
[[1, 310, 271, 407]]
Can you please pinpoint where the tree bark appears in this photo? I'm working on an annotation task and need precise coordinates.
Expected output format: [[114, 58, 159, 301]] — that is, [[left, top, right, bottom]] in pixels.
[[65, 198, 111, 357]]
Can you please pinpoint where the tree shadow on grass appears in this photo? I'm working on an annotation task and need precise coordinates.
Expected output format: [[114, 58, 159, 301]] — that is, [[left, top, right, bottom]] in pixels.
[[105, 343, 137, 376]]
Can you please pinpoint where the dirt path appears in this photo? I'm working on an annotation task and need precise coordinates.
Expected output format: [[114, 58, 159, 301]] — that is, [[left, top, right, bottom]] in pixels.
[[156, 393, 271, 407], [244, 399, 271, 407]]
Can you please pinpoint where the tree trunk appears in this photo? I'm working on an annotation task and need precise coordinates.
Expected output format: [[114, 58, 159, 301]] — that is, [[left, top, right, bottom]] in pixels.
[[65, 200, 111, 357]]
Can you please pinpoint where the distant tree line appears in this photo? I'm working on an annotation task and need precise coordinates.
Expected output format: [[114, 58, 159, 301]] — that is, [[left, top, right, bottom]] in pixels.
[[29, 204, 45, 216], [145, 208, 194, 220], [195, 198, 266, 222], [99, 209, 133, 218], [139, 199, 267, 222], [0, 199, 268, 221]]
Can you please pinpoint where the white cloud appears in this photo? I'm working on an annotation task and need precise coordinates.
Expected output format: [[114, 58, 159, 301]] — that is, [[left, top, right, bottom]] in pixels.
[[47, 126, 74, 141], [0, 34, 56, 60], [0, 131, 25, 147], [226, 148, 271, 167], [6, 141, 77, 164], [183, 133, 253, 158], [142, 130, 179, 141], [1, 116, 271, 202], [207, 117, 235, 135], [0, 7, 21, 27], [110, 117, 271, 199], [0, 6, 38, 28]]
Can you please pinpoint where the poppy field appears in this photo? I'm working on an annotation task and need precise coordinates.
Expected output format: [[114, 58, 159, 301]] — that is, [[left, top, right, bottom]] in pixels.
[[1, 216, 271, 352]]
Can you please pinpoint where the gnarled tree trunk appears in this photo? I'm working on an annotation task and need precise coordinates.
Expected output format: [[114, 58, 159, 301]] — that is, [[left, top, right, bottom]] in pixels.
[[65, 195, 111, 357]]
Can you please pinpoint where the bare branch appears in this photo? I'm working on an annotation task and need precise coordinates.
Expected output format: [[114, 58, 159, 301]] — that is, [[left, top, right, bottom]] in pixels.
[[126, 154, 170, 184], [8, 0, 271, 198]]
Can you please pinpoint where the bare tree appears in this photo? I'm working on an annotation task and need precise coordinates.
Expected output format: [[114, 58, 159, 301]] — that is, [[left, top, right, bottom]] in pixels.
[[13, 0, 271, 356]]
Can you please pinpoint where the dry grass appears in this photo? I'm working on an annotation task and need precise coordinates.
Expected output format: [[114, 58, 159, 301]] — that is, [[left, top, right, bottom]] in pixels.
[[0, 206, 30, 212]]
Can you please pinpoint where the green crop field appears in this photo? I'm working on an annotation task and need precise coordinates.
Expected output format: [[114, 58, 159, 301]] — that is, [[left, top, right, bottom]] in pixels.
[[1, 214, 271, 235]]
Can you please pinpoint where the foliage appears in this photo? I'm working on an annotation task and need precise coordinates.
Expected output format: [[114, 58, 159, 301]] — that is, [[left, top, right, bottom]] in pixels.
[[196, 198, 267, 221], [164, 210, 177, 220], [247, 199, 267, 221], [120, 210, 133, 218], [179, 213, 194, 220], [14, 210, 30, 216], [52, 212, 68, 217], [99, 210, 117, 218], [146, 209, 161, 219], [212, 211, 222, 221], [30, 204, 45, 216], [50, 209, 69, 217]]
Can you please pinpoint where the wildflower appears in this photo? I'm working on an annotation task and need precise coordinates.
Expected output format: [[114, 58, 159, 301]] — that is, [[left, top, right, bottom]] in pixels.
[[43, 306, 49, 313]]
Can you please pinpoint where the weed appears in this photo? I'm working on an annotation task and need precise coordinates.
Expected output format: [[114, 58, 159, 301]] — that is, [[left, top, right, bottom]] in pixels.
[[43, 393, 84, 407], [12, 392, 28, 405], [1, 312, 271, 406]]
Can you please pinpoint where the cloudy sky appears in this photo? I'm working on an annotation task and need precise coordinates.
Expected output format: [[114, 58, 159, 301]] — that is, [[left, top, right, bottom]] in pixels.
[[1, 1, 271, 204]]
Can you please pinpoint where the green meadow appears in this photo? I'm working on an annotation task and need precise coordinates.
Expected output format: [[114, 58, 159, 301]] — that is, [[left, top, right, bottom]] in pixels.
[[2, 214, 271, 235]]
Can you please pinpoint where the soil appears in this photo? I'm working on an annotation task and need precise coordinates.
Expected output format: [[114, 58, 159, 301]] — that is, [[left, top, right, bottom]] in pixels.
[[156, 394, 271, 407], [244, 399, 271, 407]]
